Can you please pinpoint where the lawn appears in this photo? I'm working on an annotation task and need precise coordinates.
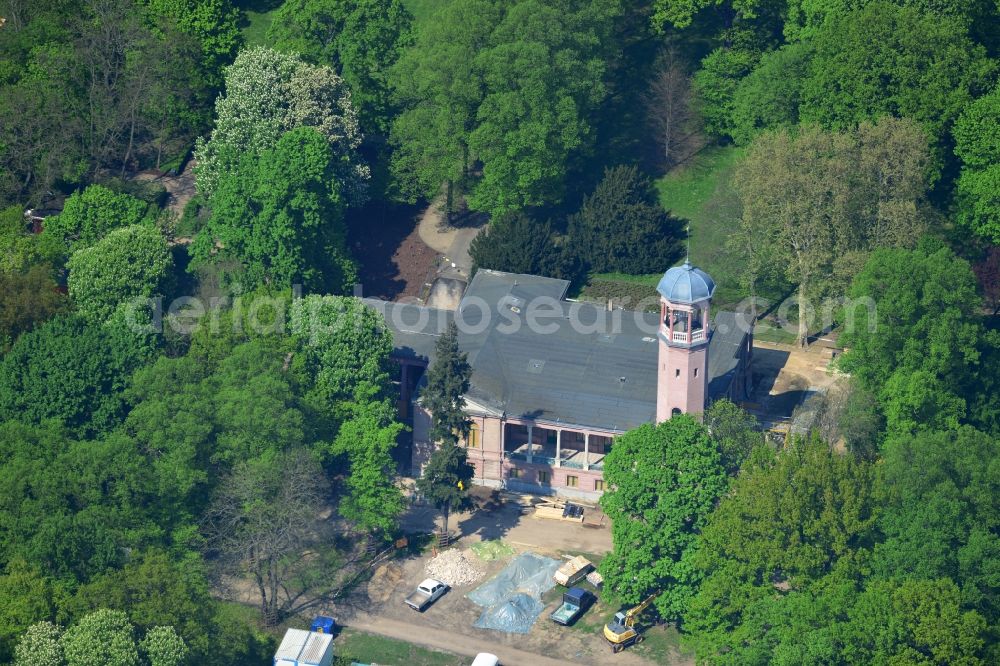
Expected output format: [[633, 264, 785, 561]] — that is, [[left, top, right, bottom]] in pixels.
[[656, 145, 746, 308], [334, 628, 464, 666], [239, 4, 281, 47]]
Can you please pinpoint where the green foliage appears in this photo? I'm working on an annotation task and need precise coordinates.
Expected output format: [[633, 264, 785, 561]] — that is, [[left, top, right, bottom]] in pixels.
[[194, 46, 367, 200], [420, 322, 471, 446], [469, 212, 581, 282], [842, 578, 988, 665], [0, 206, 60, 271], [0, 315, 146, 436], [13, 622, 63, 666], [41, 186, 151, 258], [651, 0, 769, 30], [66, 551, 213, 661], [729, 41, 809, 145], [138, 626, 188, 666], [954, 86, 1000, 243], [0, 264, 66, 352], [466, 0, 619, 215], [875, 427, 1000, 622], [734, 119, 931, 343], [143, 0, 241, 90], [290, 295, 396, 426], [685, 435, 879, 662], [193, 127, 357, 292], [799, 2, 994, 168], [0, 423, 165, 581], [415, 323, 474, 533], [0, 561, 60, 663], [61, 610, 138, 666], [599, 416, 728, 620], [332, 400, 406, 535], [67, 225, 172, 324], [568, 165, 683, 274], [703, 398, 762, 474], [839, 244, 996, 434], [389, 0, 502, 204], [692, 47, 760, 139], [269, 0, 413, 134], [391, 0, 619, 216]]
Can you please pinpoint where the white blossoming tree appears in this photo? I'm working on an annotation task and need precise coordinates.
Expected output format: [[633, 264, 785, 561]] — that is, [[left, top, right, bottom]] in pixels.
[[194, 46, 368, 203]]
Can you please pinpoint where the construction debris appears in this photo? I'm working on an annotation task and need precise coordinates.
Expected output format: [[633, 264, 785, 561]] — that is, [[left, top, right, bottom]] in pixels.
[[425, 548, 486, 587]]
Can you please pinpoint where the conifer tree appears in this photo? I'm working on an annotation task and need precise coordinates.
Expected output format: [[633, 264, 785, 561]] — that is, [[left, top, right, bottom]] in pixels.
[[416, 322, 474, 534]]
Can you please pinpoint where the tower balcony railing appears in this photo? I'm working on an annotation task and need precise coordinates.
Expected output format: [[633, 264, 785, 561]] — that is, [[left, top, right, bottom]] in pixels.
[[670, 328, 706, 343]]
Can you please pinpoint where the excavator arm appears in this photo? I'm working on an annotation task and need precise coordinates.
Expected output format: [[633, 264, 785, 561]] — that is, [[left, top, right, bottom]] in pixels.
[[623, 594, 657, 627]]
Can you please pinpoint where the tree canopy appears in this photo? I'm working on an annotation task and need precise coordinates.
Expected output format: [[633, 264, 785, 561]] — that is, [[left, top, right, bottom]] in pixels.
[[599, 416, 728, 620]]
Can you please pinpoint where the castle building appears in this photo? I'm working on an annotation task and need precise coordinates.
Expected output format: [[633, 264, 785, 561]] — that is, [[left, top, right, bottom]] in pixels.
[[364, 263, 753, 501]]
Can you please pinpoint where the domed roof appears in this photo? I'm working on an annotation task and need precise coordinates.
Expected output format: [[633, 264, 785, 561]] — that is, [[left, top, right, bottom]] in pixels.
[[656, 261, 716, 304]]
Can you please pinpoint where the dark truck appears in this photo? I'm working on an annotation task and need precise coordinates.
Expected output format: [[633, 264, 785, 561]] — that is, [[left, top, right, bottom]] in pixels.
[[549, 587, 594, 626]]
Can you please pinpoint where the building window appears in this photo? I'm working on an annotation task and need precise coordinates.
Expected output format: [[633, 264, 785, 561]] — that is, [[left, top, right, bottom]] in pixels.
[[594, 479, 605, 491], [509, 467, 521, 479], [675, 368, 680, 378], [566, 475, 578, 488], [467, 423, 480, 448], [693, 367, 698, 378], [538, 470, 550, 484], [671, 407, 681, 417]]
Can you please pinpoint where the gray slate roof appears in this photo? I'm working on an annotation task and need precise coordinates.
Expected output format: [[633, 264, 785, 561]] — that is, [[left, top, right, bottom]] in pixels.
[[367, 270, 749, 433]]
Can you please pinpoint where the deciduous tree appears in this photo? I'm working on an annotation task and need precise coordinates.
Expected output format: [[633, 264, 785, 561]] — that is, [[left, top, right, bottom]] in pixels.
[[268, 0, 412, 135], [685, 435, 878, 662], [599, 416, 728, 620], [60, 609, 138, 666], [192, 126, 357, 292], [67, 225, 172, 324], [41, 186, 151, 257], [194, 46, 367, 201], [13, 621, 63, 666], [954, 86, 1000, 244], [202, 449, 334, 625]]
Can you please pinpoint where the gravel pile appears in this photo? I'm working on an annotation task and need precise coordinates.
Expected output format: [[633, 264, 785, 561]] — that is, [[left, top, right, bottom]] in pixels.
[[426, 548, 486, 586]]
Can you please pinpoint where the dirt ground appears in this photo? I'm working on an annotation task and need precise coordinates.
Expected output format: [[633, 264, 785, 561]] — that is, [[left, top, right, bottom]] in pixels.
[[747, 340, 844, 423], [349, 202, 441, 301], [132, 160, 197, 218], [336, 544, 687, 666], [326, 490, 691, 666]]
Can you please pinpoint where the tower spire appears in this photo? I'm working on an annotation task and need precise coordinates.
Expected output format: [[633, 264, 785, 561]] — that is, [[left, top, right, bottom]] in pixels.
[[685, 223, 691, 264]]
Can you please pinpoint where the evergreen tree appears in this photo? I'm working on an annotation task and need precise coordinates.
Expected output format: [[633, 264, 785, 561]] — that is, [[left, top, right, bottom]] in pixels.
[[569, 164, 684, 275], [415, 322, 474, 534]]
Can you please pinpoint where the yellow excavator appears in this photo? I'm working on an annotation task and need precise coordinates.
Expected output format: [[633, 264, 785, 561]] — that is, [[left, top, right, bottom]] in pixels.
[[603, 594, 657, 653]]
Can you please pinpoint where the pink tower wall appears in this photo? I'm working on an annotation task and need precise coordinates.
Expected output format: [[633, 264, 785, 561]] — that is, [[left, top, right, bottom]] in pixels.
[[656, 339, 708, 421]]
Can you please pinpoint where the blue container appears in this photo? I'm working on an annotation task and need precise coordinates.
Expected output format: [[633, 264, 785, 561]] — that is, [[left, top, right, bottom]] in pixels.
[[310, 616, 336, 635]]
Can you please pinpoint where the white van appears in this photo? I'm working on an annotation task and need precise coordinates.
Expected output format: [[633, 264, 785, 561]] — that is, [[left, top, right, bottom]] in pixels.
[[471, 653, 500, 666]]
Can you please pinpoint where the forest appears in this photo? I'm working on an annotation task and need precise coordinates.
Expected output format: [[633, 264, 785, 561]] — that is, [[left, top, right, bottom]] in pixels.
[[0, 0, 998, 664]]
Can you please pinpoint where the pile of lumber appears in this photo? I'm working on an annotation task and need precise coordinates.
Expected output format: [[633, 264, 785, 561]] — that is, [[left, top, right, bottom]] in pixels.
[[534, 500, 585, 523]]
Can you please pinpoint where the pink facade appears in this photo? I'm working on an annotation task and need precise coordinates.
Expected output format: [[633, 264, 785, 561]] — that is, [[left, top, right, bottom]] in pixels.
[[411, 406, 616, 501], [655, 295, 710, 421]]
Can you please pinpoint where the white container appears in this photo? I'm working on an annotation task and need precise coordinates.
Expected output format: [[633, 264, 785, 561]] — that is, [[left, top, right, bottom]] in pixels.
[[273, 628, 334, 666]]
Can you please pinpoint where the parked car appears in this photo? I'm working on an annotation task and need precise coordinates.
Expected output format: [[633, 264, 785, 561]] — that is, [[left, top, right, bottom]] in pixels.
[[471, 653, 500, 666], [404, 578, 449, 611]]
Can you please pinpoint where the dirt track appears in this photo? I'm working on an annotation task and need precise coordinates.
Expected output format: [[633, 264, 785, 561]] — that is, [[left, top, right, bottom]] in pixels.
[[345, 613, 653, 666]]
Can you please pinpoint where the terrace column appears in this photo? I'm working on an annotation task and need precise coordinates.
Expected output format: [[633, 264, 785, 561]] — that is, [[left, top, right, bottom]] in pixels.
[[527, 424, 534, 463], [584, 432, 590, 470], [555, 429, 562, 467]]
